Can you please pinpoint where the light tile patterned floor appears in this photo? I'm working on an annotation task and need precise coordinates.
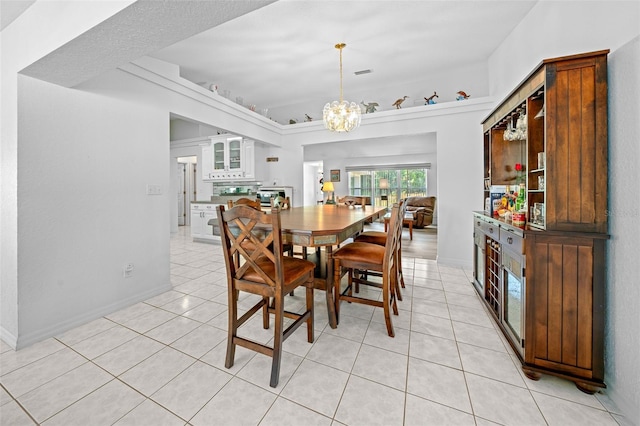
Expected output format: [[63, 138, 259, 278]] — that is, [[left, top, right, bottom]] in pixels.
[[0, 226, 627, 425]]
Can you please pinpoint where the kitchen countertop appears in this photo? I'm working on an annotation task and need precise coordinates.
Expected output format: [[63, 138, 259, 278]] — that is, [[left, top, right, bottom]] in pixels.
[[192, 194, 259, 205]]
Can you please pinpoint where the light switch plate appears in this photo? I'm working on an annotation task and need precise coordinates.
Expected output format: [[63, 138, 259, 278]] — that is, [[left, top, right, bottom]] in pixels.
[[146, 184, 162, 195]]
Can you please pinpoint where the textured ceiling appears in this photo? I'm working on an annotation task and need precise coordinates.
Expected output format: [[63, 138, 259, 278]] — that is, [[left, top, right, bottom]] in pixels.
[[0, 0, 36, 31], [150, 0, 538, 112], [19, 1, 276, 87], [5, 0, 538, 117]]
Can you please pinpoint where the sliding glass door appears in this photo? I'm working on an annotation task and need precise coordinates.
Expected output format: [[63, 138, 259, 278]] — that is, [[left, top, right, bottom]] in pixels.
[[347, 165, 429, 206]]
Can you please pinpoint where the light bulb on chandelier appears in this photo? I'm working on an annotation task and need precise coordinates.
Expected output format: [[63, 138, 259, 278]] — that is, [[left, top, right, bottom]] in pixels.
[[323, 43, 362, 132]]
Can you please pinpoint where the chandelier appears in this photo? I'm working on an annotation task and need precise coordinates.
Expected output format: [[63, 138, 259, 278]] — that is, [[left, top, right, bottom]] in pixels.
[[323, 43, 362, 132]]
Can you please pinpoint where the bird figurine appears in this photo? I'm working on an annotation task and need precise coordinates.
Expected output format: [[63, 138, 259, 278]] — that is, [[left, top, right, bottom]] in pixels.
[[361, 101, 379, 114], [392, 96, 409, 109], [456, 91, 470, 101], [305, 114, 313, 122], [424, 91, 438, 105]]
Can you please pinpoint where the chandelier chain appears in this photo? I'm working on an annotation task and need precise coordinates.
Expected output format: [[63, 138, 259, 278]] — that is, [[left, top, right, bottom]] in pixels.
[[339, 44, 344, 102]]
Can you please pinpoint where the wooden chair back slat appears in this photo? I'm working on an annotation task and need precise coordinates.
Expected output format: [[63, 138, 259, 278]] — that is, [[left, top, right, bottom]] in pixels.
[[220, 205, 283, 288]]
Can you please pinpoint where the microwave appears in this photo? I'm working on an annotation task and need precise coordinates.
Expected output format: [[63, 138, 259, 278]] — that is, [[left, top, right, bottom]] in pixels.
[[256, 186, 293, 208]]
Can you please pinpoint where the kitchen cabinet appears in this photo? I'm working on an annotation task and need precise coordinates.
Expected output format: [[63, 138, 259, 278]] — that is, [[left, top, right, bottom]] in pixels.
[[204, 135, 256, 181], [200, 143, 213, 181], [474, 50, 609, 394], [190, 203, 219, 242]]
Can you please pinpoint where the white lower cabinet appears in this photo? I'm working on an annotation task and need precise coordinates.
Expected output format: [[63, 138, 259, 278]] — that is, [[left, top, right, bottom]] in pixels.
[[190, 203, 220, 242]]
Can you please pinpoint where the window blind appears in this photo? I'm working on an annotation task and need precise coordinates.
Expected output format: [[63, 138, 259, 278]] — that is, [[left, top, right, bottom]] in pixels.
[[345, 163, 430, 172]]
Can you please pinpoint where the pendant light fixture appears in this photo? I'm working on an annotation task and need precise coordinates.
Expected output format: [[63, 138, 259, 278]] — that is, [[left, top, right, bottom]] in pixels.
[[323, 43, 362, 132]]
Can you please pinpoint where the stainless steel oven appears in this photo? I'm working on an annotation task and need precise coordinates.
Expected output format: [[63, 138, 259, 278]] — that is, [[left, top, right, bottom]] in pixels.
[[256, 186, 293, 208]]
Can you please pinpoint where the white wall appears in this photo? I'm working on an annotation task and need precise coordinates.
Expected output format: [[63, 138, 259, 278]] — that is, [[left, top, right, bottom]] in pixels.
[[13, 70, 172, 348], [170, 119, 219, 141], [605, 36, 640, 423], [1, 1, 136, 348], [304, 134, 437, 201], [488, 1, 640, 101], [489, 2, 640, 421]]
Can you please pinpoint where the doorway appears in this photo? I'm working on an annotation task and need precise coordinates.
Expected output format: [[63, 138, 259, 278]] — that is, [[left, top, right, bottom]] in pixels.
[[177, 156, 197, 226], [303, 161, 324, 206]]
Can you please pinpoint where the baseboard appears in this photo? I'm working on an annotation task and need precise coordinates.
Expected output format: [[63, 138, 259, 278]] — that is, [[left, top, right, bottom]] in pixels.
[[0, 327, 18, 350], [12, 284, 171, 350]]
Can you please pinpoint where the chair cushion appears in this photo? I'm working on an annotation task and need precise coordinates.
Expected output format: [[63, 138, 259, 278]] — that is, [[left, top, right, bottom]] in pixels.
[[354, 231, 387, 246], [333, 242, 385, 263], [243, 256, 315, 285]]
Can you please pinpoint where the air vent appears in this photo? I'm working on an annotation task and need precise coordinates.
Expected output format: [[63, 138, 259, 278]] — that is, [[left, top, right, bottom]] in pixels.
[[354, 69, 372, 75]]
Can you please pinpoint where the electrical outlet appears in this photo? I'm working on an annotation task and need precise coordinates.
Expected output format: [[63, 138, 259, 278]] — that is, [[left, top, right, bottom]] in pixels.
[[123, 263, 134, 278]]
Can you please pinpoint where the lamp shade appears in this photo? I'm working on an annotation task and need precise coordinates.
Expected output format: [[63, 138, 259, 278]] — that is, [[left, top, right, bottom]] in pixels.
[[322, 182, 335, 192], [379, 179, 389, 189]]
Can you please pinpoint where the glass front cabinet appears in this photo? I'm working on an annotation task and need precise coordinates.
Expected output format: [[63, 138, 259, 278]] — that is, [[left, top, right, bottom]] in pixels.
[[203, 135, 255, 181], [473, 50, 609, 394]]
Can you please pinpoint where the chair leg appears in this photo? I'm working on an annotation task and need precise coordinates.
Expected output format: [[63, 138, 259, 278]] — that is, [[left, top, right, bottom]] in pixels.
[[262, 296, 270, 329], [347, 269, 354, 297], [398, 247, 406, 289], [394, 252, 403, 302], [306, 285, 314, 343], [225, 289, 239, 369], [334, 260, 342, 320], [382, 276, 395, 338], [270, 293, 285, 388]]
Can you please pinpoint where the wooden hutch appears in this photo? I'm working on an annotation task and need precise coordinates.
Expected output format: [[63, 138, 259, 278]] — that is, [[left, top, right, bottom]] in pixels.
[[473, 50, 609, 393]]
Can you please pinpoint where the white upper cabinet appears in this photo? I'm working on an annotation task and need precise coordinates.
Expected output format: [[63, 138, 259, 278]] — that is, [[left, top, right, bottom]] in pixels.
[[200, 143, 213, 180], [203, 135, 256, 181]]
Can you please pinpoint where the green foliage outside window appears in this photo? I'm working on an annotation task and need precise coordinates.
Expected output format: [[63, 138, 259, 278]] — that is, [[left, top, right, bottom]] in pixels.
[[348, 168, 427, 205]]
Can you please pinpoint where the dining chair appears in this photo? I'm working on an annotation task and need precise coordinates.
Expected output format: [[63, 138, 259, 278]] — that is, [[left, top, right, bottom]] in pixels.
[[270, 195, 290, 210], [230, 197, 294, 257], [332, 203, 401, 337], [217, 204, 315, 387], [337, 195, 366, 208], [271, 196, 310, 260], [227, 197, 261, 210], [353, 199, 407, 300]]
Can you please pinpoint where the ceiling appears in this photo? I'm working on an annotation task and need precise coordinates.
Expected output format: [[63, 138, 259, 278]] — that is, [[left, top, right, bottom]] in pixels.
[[150, 0, 537, 115], [3, 1, 538, 119], [0, 0, 36, 31]]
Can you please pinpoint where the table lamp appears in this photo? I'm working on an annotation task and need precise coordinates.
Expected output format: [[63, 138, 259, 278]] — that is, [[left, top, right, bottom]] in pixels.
[[379, 178, 389, 208], [322, 181, 335, 204]]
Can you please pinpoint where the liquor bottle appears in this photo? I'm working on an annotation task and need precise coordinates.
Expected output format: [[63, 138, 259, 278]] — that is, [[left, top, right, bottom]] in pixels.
[[516, 183, 526, 211]]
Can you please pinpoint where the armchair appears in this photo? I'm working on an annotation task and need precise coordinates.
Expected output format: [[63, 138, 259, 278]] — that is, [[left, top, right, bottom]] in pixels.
[[404, 196, 436, 228]]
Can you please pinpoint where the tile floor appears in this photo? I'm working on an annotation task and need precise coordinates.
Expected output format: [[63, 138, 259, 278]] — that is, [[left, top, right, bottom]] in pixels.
[[0, 226, 629, 425]]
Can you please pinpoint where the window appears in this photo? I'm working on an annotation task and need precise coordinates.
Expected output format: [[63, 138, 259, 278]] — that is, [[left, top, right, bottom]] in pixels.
[[346, 164, 429, 205]]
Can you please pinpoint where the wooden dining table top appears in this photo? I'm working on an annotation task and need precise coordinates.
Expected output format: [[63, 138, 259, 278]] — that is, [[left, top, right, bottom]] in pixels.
[[277, 205, 387, 247]]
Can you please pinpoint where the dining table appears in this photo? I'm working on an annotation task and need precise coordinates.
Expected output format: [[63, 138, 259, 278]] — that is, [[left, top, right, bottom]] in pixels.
[[277, 204, 387, 328]]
